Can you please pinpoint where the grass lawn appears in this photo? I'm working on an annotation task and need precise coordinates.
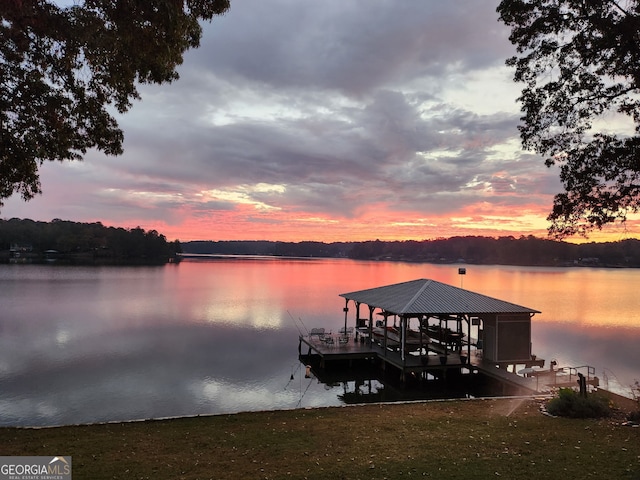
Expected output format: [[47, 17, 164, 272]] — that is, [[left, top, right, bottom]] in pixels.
[[1, 398, 639, 479]]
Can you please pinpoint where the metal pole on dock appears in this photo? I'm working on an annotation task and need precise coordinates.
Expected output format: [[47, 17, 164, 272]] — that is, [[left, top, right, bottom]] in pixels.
[[343, 299, 349, 333], [401, 317, 406, 363]]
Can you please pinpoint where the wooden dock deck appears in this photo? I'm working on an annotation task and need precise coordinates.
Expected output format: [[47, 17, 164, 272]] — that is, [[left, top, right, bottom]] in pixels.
[[298, 333, 545, 394]]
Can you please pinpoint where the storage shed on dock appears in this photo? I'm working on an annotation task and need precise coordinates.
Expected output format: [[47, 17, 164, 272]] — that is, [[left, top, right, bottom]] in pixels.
[[340, 278, 541, 368]]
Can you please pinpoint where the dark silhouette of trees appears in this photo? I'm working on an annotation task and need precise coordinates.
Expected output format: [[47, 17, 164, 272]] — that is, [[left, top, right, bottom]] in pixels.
[[1, 0, 229, 207], [0, 218, 180, 264], [181, 236, 640, 267], [497, 1, 640, 238]]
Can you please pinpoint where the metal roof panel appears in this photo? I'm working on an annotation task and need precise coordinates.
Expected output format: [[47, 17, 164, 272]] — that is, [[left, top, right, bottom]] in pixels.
[[339, 278, 540, 315]]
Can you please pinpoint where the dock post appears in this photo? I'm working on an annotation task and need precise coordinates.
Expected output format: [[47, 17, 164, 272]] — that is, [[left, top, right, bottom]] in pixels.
[[343, 298, 349, 335]]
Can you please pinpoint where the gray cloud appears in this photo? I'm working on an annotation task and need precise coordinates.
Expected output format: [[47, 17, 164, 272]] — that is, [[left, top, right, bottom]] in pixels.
[[192, 1, 512, 95], [4, 0, 559, 239]]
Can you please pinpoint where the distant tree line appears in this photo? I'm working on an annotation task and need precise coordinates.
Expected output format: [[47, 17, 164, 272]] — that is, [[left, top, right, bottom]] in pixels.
[[0, 218, 181, 264], [182, 236, 640, 268], [6, 218, 638, 267], [183, 240, 351, 258]]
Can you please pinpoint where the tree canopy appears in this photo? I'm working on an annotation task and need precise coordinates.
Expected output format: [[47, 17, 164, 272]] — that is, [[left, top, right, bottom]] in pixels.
[[0, 217, 182, 264], [497, 0, 640, 238], [0, 0, 229, 206]]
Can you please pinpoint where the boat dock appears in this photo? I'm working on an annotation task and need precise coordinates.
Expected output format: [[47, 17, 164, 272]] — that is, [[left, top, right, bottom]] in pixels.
[[299, 278, 599, 397], [298, 330, 599, 395]]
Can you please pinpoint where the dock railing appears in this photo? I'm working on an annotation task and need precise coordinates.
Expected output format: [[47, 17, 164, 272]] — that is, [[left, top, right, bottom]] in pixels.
[[565, 365, 597, 384], [548, 365, 598, 390]]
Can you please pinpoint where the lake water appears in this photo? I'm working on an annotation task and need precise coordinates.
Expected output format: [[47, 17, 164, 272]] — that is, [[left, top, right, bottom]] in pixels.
[[1, 258, 638, 426]]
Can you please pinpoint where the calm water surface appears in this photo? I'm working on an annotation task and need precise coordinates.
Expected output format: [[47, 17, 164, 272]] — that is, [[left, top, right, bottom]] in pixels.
[[0, 258, 638, 426]]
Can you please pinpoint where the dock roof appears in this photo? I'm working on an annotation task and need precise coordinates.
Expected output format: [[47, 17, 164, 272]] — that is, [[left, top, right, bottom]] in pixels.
[[339, 278, 540, 316]]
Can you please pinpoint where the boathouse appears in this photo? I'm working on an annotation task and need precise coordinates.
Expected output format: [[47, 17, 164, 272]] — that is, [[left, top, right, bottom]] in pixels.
[[299, 278, 546, 392]]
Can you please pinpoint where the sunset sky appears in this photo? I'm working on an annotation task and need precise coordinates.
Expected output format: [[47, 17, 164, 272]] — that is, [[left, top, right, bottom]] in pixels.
[[2, 1, 638, 243]]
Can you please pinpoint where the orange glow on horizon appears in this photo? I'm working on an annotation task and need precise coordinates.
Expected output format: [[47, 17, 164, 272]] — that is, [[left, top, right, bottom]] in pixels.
[[97, 201, 640, 244]]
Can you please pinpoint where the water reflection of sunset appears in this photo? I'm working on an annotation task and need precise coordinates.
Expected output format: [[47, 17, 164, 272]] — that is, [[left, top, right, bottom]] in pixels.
[[472, 267, 640, 328], [176, 259, 640, 331], [1, 259, 638, 426]]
